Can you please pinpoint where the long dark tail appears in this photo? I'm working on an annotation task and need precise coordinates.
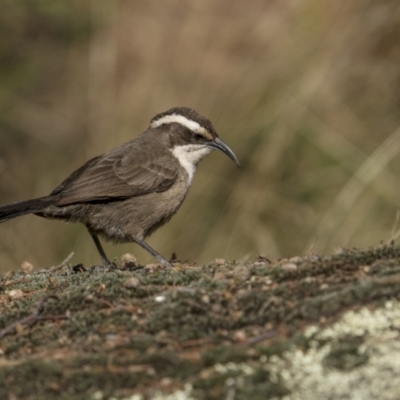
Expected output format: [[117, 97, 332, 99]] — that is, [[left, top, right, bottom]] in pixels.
[[0, 197, 53, 223]]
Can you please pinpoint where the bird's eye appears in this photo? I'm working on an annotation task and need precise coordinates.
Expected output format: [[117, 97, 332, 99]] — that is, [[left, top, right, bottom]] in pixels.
[[193, 133, 203, 141]]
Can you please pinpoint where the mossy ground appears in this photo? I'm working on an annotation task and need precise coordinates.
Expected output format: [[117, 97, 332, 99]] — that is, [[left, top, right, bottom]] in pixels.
[[1, 243, 400, 399]]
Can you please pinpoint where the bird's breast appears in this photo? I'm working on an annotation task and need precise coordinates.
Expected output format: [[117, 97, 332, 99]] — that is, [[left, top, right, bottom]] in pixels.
[[138, 173, 190, 238]]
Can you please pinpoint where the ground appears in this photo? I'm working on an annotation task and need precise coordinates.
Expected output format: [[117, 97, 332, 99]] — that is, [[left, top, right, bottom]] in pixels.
[[1, 243, 400, 400]]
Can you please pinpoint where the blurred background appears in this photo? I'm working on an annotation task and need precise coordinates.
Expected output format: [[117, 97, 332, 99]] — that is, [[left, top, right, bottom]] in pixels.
[[1, 0, 400, 271]]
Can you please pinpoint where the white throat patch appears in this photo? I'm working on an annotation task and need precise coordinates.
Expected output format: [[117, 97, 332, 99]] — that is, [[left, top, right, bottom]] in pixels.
[[172, 145, 212, 186]]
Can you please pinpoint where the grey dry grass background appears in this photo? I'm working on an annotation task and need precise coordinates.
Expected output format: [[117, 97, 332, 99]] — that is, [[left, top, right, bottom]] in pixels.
[[0, 0, 400, 271]]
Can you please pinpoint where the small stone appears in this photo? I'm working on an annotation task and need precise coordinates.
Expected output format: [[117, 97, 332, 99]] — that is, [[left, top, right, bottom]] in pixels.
[[213, 258, 226, 265], [123, 277, 141, 289], [214, 271, 227, 280], [232, 265, 250, 281], [233, 330, 247, 342], [281, 263, 297, 271], [212, 303, 222, 313], [333, 247, 345, 254], [15, 323, 24, 335], [97, 284, 106, 292], [21, 261, 34, 274], [320, 283, 329, 290], [253, 261, 266, 266], [201, 294, 210, 304], [120, 253, 137, 265], [6, 289, 24, 299], [288, 256, 302, 263], [200, 369, 212, 379], [155, 295, 166, 302], [160, 377, 172, 386]]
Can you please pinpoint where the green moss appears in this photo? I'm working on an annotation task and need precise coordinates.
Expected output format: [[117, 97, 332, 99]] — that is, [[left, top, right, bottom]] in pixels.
[[129, 334, 157, 353], [202, 345, 250, 367], [1, 244, 400, 398], [194, 366, 290, 400], [236, 368, 290, 400], [323, 337, 369, 371], [0, 360, 63, 399], [146, 291, 234, 340]]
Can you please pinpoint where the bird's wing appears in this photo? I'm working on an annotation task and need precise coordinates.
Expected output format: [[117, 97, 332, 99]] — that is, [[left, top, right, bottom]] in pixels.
[[51, 149, 178, 205]]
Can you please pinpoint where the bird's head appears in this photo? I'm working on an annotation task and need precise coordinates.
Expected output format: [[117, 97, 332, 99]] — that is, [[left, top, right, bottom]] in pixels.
[[150, 107, 240, 169]]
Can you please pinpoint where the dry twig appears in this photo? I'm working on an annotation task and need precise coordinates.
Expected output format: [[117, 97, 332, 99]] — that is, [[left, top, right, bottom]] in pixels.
[[246, 330, 279, 345], [34, 252, 75, 275], [0, 294, 68, 340]]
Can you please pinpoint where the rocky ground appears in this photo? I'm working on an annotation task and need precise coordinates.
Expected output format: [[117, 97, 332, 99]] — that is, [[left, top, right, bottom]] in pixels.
[[1, 243, 400, 400]]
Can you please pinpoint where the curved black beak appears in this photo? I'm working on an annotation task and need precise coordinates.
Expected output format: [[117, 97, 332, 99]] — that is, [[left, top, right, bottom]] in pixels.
[[206, 137, 241, 167]]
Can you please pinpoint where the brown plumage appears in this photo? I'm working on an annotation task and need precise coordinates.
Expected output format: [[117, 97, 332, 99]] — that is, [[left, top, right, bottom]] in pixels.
[[0, 107, 240, 267]]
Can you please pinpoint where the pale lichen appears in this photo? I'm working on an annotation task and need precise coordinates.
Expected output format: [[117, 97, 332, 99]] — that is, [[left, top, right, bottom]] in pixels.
[[268, 300, 400, 400]]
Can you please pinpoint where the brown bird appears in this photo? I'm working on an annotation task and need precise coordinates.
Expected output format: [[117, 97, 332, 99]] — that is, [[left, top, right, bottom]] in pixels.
[[0, 107, 240, 267]]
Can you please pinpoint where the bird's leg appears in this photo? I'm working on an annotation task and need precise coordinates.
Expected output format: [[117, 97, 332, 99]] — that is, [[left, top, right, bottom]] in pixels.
[[86, 226, 113, 268], [134, 239, 173, 267]]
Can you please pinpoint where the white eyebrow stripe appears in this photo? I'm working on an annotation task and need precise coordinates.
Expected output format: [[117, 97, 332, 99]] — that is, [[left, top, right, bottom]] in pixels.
[[150, 114, 206, 134]]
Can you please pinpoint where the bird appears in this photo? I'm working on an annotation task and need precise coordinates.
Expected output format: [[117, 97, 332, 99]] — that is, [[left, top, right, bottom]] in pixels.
[[0, 107, 240, 268]]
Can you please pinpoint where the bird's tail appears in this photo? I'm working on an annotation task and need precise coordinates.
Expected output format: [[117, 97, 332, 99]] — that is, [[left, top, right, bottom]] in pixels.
[[0, 197, 53, 223]]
